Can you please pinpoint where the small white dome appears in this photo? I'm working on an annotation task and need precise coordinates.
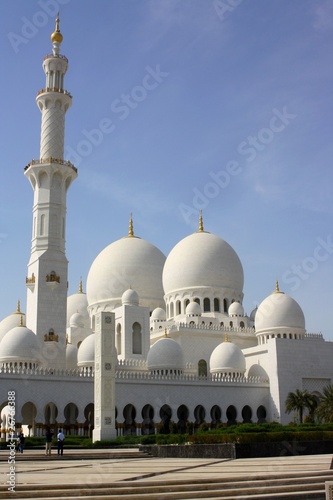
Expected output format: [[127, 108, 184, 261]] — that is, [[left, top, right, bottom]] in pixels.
[[255, 286, 305, 335], [151, 307, 166, 321], [210, 339, 245, 374], [66, 343, 78, 369], [186, 301, 202, 316], [147, 336, 184, 372], [70, 312, 84, 328], [122, 289, 139, 306], [228, 302, 244, 317], [0, 326, 39, 364], [67, 290, 89, 328], [77, 334, 95, 367]]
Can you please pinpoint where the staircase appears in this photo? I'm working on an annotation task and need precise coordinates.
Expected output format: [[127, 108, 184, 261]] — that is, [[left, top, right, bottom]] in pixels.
[[2, 469, 332, 499]]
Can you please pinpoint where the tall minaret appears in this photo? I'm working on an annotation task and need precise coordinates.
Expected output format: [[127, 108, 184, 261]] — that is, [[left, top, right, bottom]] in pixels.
[[24, 18, 77, 369]]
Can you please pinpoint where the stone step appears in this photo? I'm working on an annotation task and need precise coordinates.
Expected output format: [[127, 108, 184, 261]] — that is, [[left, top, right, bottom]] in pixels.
[[3, 472, 331, 499]]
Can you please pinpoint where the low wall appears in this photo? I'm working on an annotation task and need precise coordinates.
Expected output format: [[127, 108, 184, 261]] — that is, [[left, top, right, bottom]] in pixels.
[[140, 440, 333, 459]]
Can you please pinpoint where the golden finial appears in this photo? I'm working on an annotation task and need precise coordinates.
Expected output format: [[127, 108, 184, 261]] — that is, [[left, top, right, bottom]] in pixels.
[[274, 280, 284, 294], [51, 15, 63, 44], [164, 328, 168, 338], [19, 315, 24, 327], [78, 277, 83, 294], [128, 213, 134, 237], [198, 210, 204, 232], [16, 300, 21, 314], [225, 333, 229, 342]]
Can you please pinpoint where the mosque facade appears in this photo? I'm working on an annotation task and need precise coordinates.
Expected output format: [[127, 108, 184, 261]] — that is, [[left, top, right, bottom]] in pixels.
[[0, 20, 332, 440]]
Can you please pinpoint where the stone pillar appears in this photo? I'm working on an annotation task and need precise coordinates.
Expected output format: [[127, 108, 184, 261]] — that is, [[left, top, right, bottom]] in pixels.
[[92, 312, 117, 442]]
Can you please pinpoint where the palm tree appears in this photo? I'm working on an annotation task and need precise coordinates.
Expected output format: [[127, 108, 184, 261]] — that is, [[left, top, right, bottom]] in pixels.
[[315, 385, 333, 423], [285, 389, 316, 424]]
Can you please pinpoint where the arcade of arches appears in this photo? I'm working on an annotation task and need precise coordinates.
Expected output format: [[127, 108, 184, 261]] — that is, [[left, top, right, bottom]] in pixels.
[[0, 400, 267, 439]]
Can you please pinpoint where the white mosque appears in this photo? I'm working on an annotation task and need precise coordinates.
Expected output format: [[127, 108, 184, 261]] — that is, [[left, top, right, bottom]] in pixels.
[[0, 19, 332, 440]]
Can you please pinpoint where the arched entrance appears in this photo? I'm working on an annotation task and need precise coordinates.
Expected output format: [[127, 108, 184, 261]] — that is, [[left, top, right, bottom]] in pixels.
[[64, 403, 79, 435], [159, 404, 172, 434], [226, 405, 237, 426], [141, 404, 154, 435], [241, 405, 252, 423], [84, 403, 94, 437], [123, 404, 136, 435], [177, 404, 189, 434], [21, 402, 37, 436], [257, 405, 267, 423], [210, 405, 222, 428]]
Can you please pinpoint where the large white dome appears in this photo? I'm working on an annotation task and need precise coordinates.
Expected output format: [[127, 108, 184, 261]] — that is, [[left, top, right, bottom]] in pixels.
[[163, 231, 244, 296], [255, 286, 305, 335], [87, 235, 166, 313]]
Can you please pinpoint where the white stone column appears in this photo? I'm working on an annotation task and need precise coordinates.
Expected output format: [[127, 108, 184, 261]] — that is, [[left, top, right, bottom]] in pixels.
[[92, 312, 117, 442]]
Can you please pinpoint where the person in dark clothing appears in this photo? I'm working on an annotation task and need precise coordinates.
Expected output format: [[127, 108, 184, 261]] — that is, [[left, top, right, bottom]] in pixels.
[[18, 430, 25, 453], [45, 428, 53, 455]]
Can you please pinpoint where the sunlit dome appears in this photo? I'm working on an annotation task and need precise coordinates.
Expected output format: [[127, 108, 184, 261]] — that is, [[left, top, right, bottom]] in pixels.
[[147, 335, 184, 373], [122, 288, 139, 306], [255, 282, 305, 336], [77, 334, 95, 368], [210, 337, 246, 375], [0, 324, 40, 365], [87, 218, 166, 313], [0, 302, 25, 342], [151, 307, 166, 321], [163, 223, 243, 297], [228, 302, 244, 317], [186, 301, 202, 316]]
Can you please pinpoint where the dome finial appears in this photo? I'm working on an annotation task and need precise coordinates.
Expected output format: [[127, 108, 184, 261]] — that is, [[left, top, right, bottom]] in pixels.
[[225, 333, 229, 342], [16, 300, 21, 314], [164, 328, 168, 337], [128, 213, 134, 237], [274, 280, 283, 294], [51, 14, 63, 50], [198, 210, 204, 232], [19, 315, 24, 327], [78, 277, 83, 294]]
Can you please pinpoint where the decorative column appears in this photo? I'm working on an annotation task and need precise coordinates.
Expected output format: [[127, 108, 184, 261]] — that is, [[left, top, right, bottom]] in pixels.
[[93, 312, 117, 442]]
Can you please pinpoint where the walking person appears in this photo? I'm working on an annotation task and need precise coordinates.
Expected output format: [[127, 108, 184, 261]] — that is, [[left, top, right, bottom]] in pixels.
[[57, 429, 65, 456], [18, 429, 25, 453], [45, 428, 53, 456]]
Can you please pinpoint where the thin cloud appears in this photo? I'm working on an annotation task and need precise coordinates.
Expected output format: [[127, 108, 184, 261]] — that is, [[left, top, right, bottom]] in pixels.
[[313, 0, 333, 31]]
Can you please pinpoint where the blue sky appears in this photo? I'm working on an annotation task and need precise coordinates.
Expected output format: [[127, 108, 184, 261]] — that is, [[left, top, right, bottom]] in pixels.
[[1, 0, 332, 338]]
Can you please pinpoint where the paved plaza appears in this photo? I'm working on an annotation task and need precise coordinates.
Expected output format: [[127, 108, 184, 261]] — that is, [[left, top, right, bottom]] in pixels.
[[0, 449, 333, 498]]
